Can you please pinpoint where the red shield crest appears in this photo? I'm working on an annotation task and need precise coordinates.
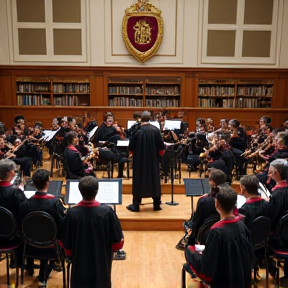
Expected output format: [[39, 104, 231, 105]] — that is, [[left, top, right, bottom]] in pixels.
[[123, 1, 163, 63]]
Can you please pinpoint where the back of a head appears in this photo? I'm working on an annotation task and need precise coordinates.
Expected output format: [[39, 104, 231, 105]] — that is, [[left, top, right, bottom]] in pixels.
[[216, 186, 237, 214], [239, 175, 259, 195], [32, 169, 49, 190], [270, 159, 288, 180], [64, 131, 77, 145], [0, 158, 17, 181], [141, 111, 151, 122], [209, 168, 227, 187], [229, 119, 240, 128], [261, 115, 271, 125], [78, 176, 99, 201]]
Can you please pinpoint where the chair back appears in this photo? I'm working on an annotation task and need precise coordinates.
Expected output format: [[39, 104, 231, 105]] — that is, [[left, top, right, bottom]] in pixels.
[[276, 213, 288, 248], [197, 214, 220, 245], [250, 216, 271, 250], [0, 206, 18, 240], [22, 211, 57, 248]]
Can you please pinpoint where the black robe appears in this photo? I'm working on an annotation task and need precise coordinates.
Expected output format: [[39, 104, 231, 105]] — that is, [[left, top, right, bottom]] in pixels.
[[63, 201, 123, 288], [129, 123, 165, 199], [185, 216, 253, 288], [191, 194, 219, 239], [269, 183, 288, 231], [238, 197, 270, 229]]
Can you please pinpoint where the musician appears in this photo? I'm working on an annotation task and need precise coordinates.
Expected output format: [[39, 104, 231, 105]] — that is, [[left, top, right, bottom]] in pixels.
[[63, 131, 95, 178], [0, 137, 32, 179], [127, 111, 165, 212], [215, 119, 231, 141], [184, 186, 253, 287], [12, 116, 28, 140], [91, 112, 122, 145], [0, 158, 27, 268], [124, 111, 141, 139], [91, 112, 127, 178], [256, 115, 273, 144]]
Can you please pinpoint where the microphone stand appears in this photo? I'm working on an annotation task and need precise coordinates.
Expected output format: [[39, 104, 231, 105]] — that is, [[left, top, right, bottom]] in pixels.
[[166, 150, 179, 206]]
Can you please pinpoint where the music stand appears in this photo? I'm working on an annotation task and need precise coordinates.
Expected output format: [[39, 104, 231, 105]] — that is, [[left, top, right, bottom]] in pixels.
[[183, 178, 210, 213], [65, 179, 122, 212], [165, 150, 179, 206], [24, 180, 63, 198]]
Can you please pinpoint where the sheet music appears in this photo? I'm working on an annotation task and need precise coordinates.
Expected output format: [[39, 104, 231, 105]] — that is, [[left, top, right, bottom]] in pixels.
[[149, 121, 160, 129], [237, 194, 246, 208], [42, 128, 60, 142], [88, 126, 98, 140], [68, 182, 83, 204], [127, 120, 136, 129], [24, 191, 36, 199], [67, 180, 121, 204], [117, 140, 130, 147], [96, 182, 119, 203], [163, 120, 182, 130]]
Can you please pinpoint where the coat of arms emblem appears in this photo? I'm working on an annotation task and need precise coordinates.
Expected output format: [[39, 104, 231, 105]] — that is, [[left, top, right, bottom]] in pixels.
[[122, 0, 164, 63]]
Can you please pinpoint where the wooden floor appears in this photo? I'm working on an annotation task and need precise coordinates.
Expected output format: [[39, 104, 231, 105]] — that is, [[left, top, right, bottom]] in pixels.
[[0, 159, 284, 287]]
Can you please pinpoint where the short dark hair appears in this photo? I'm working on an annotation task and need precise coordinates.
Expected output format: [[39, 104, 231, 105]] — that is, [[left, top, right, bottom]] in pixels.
[[228, 119, 240, 128], [209, 168, 227, 186], [32, 169, 49, 190], [260, 116, 271, 124], [216, 186, 237, 214], [78, 176, 99, 201], [64, 131, 78, 145], [240, 175, 259, 195]]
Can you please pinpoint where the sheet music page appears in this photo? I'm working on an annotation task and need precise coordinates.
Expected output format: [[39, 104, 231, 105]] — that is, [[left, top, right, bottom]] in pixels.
[[24, 191, 36, 199], [163, 120, 182, 130], [88, 126, 98, 140], [149, 121, 160, 129], [127, 120, 136, 129], [68, 182, 82, 204], [117, 140, 130, 147], [96, 181, 119, 203], [237, 194, 246, 208], [42, 128, 60, 142]]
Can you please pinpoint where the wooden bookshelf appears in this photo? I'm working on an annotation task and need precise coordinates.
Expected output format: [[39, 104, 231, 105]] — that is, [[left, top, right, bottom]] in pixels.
[[1, 66, 288, 130], [16, 76, 90, 106], [107, 76, 181, 107], [198, 78, 273, 108]]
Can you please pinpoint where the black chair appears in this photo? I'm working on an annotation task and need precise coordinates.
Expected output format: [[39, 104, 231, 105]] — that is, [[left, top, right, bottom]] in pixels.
[[267, 213, 288, 287], [50, 152, 65, 177], [21, 211, 66, 288], [250, 216, 271, 287], [0, 206, 22, 287], [181, 215, 219, 288], [196, 215, 220, 245]]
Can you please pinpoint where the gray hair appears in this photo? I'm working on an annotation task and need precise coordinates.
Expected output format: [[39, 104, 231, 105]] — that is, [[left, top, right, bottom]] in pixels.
[[270, 159, 288, 180], [0, 159, 17, 180], [141, 111, 151, 122]]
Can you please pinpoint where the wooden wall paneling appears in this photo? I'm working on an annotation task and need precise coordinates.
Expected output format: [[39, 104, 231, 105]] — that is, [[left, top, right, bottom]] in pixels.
[[90, 72, 103, 106], [0, 73, 13, 105]]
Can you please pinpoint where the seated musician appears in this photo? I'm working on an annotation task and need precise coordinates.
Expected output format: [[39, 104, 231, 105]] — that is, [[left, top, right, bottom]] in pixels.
[[175, 168, 226, 250], [63, 131, 96, 178], [19, 169, 66, 287], [0, 137, 32, 180], [0, 158, 27, 268], [91, 112, 127, 178], [184, 186, 254, 287], [12, 115, 28, 140]]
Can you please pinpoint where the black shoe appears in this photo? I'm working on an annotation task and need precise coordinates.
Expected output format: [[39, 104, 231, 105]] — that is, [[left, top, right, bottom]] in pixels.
[[126, 204, 140, 212], [113, 250, 126, 260], [153, 205, 162, 211]]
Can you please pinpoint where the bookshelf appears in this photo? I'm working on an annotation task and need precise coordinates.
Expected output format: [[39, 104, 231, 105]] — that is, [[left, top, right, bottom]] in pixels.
[[16, 76, 90, 106], [107, 76, 181, 107], [198, 79, 273, 108]]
